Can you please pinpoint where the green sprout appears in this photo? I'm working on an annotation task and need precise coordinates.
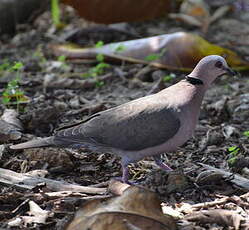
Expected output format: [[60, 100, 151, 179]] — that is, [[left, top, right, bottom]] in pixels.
[[1, 62, 27, 111], [95, 41, 104, 48], [95, 80, 105, 88], [0, 59, 11, 72], [228, 146, 240, 155], [96, 54, 104, 63], [145, 48, 167, 62], [33, 46, 47, 65], [243, 131, 249, 137], [145, 53, 161, 62], [11, 62, 23, 71], [82, 41, 110, 87], [51, 0, 61, 27], [83, 62, 110, 78], [57, 55, 66, 62], [114, 44, 126, 53], [57, 55, 69, 69], [2, 79, 24, 104], [163, 73, 176, 82], [227, 146, 240, 166]]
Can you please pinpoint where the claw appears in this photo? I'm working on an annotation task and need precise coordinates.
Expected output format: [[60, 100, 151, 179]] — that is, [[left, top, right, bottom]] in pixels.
[[153, 155, 173, 171]]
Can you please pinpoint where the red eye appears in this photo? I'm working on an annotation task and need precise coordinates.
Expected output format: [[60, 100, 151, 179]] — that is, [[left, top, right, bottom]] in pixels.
[[215, 61, 223, 68]]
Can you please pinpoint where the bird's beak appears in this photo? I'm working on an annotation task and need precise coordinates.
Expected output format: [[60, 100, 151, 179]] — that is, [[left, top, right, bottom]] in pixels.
[[223, 66, 237, 76]]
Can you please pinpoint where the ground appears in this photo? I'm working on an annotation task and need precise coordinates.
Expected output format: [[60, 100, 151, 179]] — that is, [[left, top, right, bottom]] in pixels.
[[0, 4, 249, 230]]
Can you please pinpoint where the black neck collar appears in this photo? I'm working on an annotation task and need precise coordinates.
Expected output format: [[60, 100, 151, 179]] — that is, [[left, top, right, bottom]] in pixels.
[[185, 76, 203, 85]]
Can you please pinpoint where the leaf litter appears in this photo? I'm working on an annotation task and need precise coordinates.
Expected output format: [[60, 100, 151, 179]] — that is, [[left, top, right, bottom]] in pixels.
[[0, 3, 249, 230]]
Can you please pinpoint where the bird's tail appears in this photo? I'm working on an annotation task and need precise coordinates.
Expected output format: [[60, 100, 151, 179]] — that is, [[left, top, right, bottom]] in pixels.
[[10, 137, 54, 150]]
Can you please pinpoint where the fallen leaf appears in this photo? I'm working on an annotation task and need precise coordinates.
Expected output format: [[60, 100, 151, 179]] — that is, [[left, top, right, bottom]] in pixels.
[[66, 186, 176, 230], [185, 209, 244, 230], [51, 32, 249, 71], [169, 0, 231, 33], [0, 109, 23, 143]]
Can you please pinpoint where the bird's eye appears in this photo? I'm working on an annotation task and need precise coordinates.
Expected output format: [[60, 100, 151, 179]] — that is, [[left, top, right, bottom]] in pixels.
[[215, 61, 223, 68]]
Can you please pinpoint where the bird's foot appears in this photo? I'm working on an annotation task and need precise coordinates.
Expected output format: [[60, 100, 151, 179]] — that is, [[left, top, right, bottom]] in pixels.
[[153, 155, 173, 171], [112, 164, 139, 185]]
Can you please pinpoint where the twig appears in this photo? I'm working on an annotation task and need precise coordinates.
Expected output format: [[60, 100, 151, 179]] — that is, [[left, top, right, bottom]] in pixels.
[[199, 163, 249, 191], [0, 168, 107, 194]]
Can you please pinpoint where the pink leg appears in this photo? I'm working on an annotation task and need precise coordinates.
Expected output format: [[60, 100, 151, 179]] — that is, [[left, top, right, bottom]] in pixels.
[[121, 164, 130, 184], [153, 155, 173, 171]]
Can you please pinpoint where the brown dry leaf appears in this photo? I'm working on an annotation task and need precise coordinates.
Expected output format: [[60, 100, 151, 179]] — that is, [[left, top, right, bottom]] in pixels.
[[51, 32, 249, 71], [0, 109, 23, 143], [169, 0, 210, 32], [62, 0, 173, 24], [66, 186, 176, 230], [169, 0, 231, 33], [185, 209, 244, 230]]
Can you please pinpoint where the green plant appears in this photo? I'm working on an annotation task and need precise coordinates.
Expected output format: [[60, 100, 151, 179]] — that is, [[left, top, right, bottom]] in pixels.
[[114, 44, 126, 53], [227, 146, 240, 166], [96, 54, 104, 63], [51, 0, 61, 27], [163, 73, 176, 82], [145, 53, 161, 62], [95, 80, 105, 88], [0, 59, 11, 72], [1, 62, 27, 111], [95, 41, 104, 48], [57, 55, 69, 69], [228, 146, 240, 155], [144, 48, 167, 62], [33, 46, 47, 65], [243, 131, 249, 137], [82, 41, 110, 87], [11, 62, 23, 71], [57, 55, 66, 62], [87, 62, 110, 77]]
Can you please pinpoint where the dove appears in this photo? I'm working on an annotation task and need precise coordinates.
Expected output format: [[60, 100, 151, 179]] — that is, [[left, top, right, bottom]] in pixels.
[[10, 55, 235, 183]]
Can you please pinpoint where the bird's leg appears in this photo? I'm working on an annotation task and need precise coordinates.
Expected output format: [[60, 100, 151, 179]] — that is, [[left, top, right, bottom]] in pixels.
[[121, 163, 130, 184], [119, 157, 137, 184], [153, 155, 173, 171]]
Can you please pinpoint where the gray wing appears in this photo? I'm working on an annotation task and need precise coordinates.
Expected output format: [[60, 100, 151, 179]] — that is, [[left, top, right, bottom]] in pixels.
[[54, 96, 181, 151]]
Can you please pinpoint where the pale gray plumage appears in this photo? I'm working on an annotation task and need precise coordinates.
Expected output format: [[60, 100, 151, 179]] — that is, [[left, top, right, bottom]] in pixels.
[[10, 55, 235, 183]]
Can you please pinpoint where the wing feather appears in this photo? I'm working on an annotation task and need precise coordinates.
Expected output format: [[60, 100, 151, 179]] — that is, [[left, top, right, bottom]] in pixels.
[[54, 96, 181, 151]]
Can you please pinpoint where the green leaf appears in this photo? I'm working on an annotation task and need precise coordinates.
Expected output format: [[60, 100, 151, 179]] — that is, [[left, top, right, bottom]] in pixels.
[[95, 41, 104, 48], [51, 0, 60, 26], [81, 72, 91, 78], [57, 55, 66, 62], [227, 156, 237, 166], [243, 131, 249, 137], [228, 146, 237, 152], [1, 77, 26, 108], [163, 73, 176, 82], [96, 54, 104, 62], [96, 62, 110, 69], [144, 53, 161, 61], [11, 62, 23, 71], [115, 44, 126, 52], [2, 96, 10, 104], [228, 146, 240, 156], [0, 60, 11, 71], [95, 80, 105, 88]]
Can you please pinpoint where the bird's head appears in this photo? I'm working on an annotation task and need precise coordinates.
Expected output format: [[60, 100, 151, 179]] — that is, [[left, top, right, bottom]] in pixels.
[[187, 55, 236, 87]]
